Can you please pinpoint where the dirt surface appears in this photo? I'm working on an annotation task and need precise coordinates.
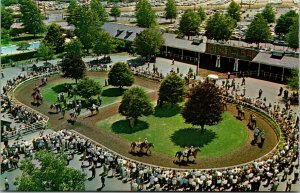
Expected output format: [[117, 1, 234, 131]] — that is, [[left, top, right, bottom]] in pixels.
[[14, 72, 278, 169]]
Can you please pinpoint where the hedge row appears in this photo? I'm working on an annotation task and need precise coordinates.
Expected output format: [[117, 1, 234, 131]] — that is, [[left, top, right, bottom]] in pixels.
[[1, 51, 37, 64]]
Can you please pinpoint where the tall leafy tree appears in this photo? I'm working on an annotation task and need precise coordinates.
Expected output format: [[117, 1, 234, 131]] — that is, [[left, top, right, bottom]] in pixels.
[[287, 68, 299, 90], [64, 39, 84, 57], [245, 13, 271, 47], [227, 1, 241, 22], [197, 6, 206, 22], [165, 0, 177, 23], [36, 42, 55, 63], [72, 5, 103, 53], [136, 0, 157, 27], [181, 82, 223, 133], [110, 5, 121, 21], [66, 0, 78, 24], [1, 7, 14, 30], [19, 0, 46, 37], [261, 4, 275, 23], [119, 87, 154, 127], [43, 23, 65, 53], [159, 74, 185, 105], [205, 12, 236, 41], [179, 9, 201, 40], [14, 150, 86, 191], [286, 17, 299, 50], [134, 26, 164, 61], [93, 31, 115, 57], [76, 78, 102, 99], [90, 0, 108, 23], [108, 62, 134, 88], [61, 53, 86, 84], [275, 10, 298, 35]]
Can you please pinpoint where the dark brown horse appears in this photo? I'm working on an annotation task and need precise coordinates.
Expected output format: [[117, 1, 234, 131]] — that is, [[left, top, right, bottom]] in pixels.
[[175, 148, 201, 162], [32, 89, 43, 104], [130, 142, 154, 155]]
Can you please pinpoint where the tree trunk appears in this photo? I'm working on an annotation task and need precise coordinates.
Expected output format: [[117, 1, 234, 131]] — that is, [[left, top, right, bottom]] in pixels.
[[115, 16, 117, 21], [170, 18, 172, 23], [75, 79, 78, 84], [129, 117, 135, 128], [200, 124, 204, 133]]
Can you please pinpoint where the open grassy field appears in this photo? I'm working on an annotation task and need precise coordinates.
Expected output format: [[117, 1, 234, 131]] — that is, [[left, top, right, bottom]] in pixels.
[[96, 103, 248, 158]]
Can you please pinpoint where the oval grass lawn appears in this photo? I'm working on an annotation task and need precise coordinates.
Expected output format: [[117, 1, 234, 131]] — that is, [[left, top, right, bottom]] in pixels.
[[96, 104, 248, 158]]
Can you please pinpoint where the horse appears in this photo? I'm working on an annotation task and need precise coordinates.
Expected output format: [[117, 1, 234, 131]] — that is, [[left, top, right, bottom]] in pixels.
[[175, 148, 201, 163], [32, 89, 43, 105], [87, 106, 99, 115], [130, 142, 154, 155]]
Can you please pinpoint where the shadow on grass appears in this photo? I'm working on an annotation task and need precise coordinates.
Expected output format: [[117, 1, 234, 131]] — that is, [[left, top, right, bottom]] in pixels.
[[111, 119, 149, 134], [154, 103, 181, 117], [170, 128, 216, 148], [101, 87, 125, 97], [51, 83, 73, 93]]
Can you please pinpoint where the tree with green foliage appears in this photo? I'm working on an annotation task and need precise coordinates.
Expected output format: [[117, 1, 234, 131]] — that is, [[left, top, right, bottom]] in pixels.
[[205, 12, 236, 42], [76, 78, 102, 99], [64, 39, 84, 57], [181, 82, 223, 133], [66, 0, 78, 24], [19, 0, 46, 37], [14, 150, 86, 191], [93, 31, 115, 57], [227, 1, 241, 22], [119, 86, 154, 127], [165, 0, 177, 23], [1, 7, 14, 30], [72, 5, 103, 53], [275, 10, 298, 35], [245, 13, 271, 47], [1, 28, 11, 45], [197, 6, 206, 22], [261, 4, 275, 23], [136, 0, 157, 27], [61, 54, 86, 84], [16, 42, 29, 51], [286, 17, 299, 50], [179, 9, 201, 40], [287, 68, 299, 90], [110, 5, 121, 21], [36, 42, 55, 63], [90, 0, 108, 23], [108, 62, 134, 89], [43, 23, 65, 53], [134, 26, 164, 61], [159, 74, 185, 105]]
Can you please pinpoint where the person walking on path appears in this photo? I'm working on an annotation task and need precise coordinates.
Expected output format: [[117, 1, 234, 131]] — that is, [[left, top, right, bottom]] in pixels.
[[4, 177, 9, 191], [241, 77, 245, 86], [258, 89, 263, 98], [101, 176, 105, 188], [285, 179, 292, 191], [260, 130, 265, 148], [90, 164, 96, 179]]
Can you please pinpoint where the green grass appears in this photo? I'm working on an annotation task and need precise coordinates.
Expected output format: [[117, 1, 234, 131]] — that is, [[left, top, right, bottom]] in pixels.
[[41, 76, 151, 107], [96, 104, 248, 158]]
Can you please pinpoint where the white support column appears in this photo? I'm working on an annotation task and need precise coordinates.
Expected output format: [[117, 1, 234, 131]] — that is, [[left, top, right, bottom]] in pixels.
[[181, 49, 183, 60], [197, 52, 200, 75], [257, 63, 261, 76], [165, 46, 168, 57], [281, 67, 285, 81]]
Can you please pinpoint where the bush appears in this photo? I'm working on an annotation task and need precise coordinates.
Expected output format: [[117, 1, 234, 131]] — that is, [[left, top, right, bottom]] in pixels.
[[1, 51, 37, 64], [9, 28, 25, 37]]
